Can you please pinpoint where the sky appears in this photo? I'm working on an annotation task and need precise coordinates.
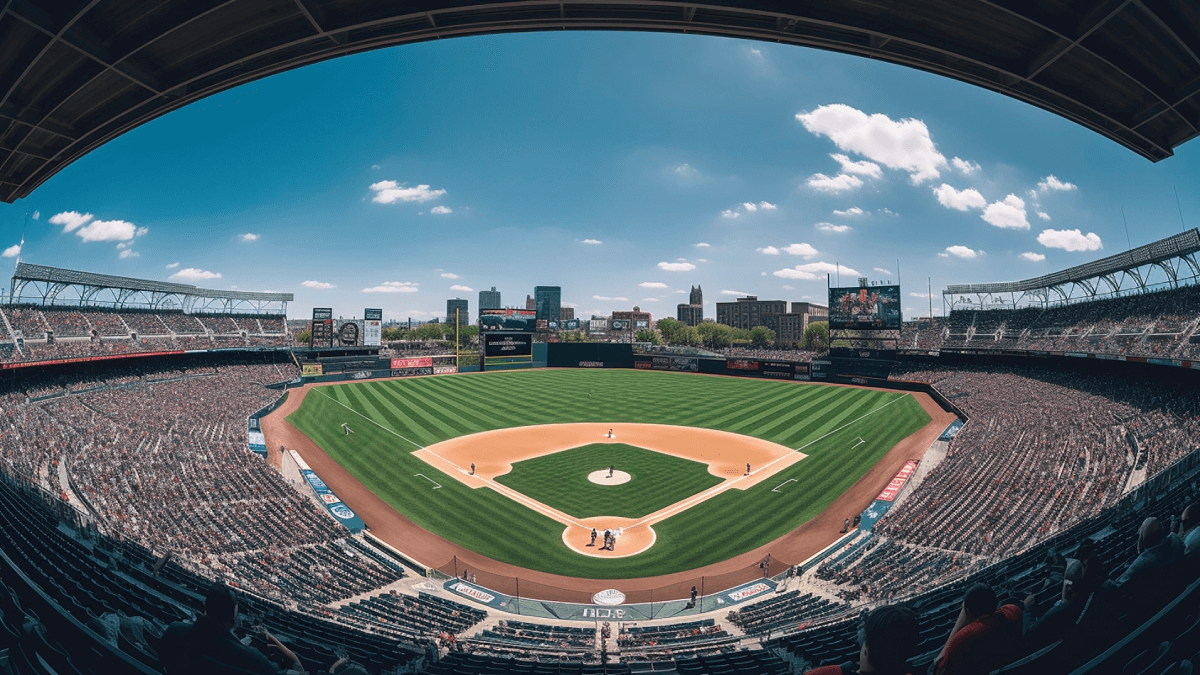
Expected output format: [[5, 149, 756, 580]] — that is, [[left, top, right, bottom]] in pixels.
[[1, 31, 1198, 323]]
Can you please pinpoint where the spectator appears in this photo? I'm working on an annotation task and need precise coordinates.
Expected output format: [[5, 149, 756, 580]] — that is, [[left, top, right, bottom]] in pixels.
[[932, 583, 1022, 675], [1181, 502, 1200, 557], [1022, 560, 1092, 650], [160, 582, 303, 675], [1108, 517, 1186, 614], [803, 604, 919, 675]]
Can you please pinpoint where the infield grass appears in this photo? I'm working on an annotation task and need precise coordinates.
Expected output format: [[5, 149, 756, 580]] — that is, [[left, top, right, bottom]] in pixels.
[[495, 443, 723, 519], [287, 369, 931, 578]]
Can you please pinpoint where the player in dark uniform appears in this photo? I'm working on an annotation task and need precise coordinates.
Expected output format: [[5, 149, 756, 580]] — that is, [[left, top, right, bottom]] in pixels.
[[469, 463, 475, 475], [745, 462, 751, 476], [588, 529, 597, 547], [608, 465, 615, 478]]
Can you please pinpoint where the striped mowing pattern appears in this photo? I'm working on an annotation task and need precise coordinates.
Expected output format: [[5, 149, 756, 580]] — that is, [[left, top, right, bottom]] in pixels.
[[288, 370, 930, 579]]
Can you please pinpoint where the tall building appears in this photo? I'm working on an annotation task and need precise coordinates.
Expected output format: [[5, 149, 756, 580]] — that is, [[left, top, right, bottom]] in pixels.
[[716, 296, 787, 330], [526, 295, 535, 311], [479, 287, 501, 311], [677, 285, 704, 326], [446, 298, 469, 325], [559, 307, 574, 321], [763, 302, 829, 347], [534, 286, 561, 323], [612, 306, 652, 338]]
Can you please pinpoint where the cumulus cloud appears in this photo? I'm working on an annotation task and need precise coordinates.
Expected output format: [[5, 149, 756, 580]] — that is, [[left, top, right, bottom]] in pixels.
[[362, 281, 419, 293], [674, 163, 697, 176], [31, 211, 39, 220], [593, 295, 629, 301], [721, 290, 750, 296], [582, 238, 602, 245], [784, 243, 818, 257], [909, 292, 931, 299], [77, 219, 144, 242], [875, 268, 893, 276], [302, 280, 335, 289], [1037, 211, 1051, 221], [757, 246, 780, 255], [721, 209, 740, 218], [440, 272, 459, 279], [758, 201, 778, 210], [831, 153, 883, 179], [981, 194, 1030, 230], [2, 244, 20, 258], [165, 262, 179, 269], [807, 173, 863, 193], [941, 245, 981, 259], [743, 202, 758, 212], [773, 261, 861, 280], [641, 297, 660, 302], [49, 211, 93, 232], [833, 207, 864, 217], [796, 104, 947, 182], [239, 233, 259, 242], [170, 268, 222, 281], [639, 282, 669, 289], [952, 157, 981, 175], [1037, 228, 1103, 252], [782, 285, 796, 291], [369, 181, 446, 204], [430, 205, 452, 215], [933, 184, 987, 211], [696, 258, 708, 263], [450, 284, 473, 292], [695, 242, 710, 248], [1021, 252, 1046, 262], [119, 249, 139, 259], [658, 261, 696, 272], [1037, 175, 1077, 193], [816, 222, 852, 233]]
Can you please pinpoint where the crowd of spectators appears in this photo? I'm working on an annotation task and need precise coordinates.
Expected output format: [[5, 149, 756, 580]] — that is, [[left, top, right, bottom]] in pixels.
[[719, 347, 818, 362], [815, 538, 978, 603]]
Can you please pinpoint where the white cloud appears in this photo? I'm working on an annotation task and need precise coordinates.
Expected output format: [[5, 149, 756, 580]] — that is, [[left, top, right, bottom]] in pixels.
[[430, 205, 452, 215], [833, 207, 864, 217], [369, 181, 446, 204], [721, 290, 749, 296], [1021, 252, 1046, 262], [796, 104, 947, 183], [782, 285, 796, 291], [831, 153, 883, 179], [361, 281, 419, 293], [170, 268, 222, 281], [49, 211, 93, 232], [302, 280, 335, 289], [440, 272, 459, 279], [674, 163, 697, 176], [593, 295, 629, 301], [239, 233, 259, 242], [721, 209, 740, 218], [807, 173, 863, 193], [942, 245, 981, 259], [696, 258, 708, 263], [135, 227, 148, 237], [31, 211, 39, 220], [951, 157, 981, 175], [875, 268, 893, 275], [1037, 211, 1051, 221], [671, 289, 687, 294], [783, 243, 818, 257], [880, 208, 897, 215], [641, 298, 660, 302], [816, 222, 852, 233], [165, 262, 179, 269], [658, 261, 696, 272], [981, 194, 1030, 230], [1037, 228, 1103, 252], [450, 284, 473, 292], [757, 246, 780, 255], [76, 219, 143, 242], [743, 202, 757, 212], [371, 164, 380, 170], [582, 238, 603, 245], [933, 184, 987, 211], [1, 244, 20, 258], [758, 201, 777, 210], [773, 261, 861, 280], [695, 242, 710, 248], [909, 292, 931, 299], [118, 249, 139, 259], [1037, 175, 1077, 193], [639, 282, 669, 289]]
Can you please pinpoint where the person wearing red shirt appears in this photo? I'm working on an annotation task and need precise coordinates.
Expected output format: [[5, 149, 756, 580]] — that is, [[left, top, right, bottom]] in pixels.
[[933, 584, 1023, 675], [804, 604, 919, 675]]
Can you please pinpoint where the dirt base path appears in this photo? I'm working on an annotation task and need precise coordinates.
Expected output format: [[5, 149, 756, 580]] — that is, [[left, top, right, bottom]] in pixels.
[[260, 377, 956, 601]]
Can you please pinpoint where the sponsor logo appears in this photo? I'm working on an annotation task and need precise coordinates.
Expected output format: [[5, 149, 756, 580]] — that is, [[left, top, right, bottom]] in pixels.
[[452, 583, 495, 603], [318, 493, 342, 505], [391, 357, 433, 369], [728, 359, 759, 371], [582, 608, 627, 619], [592, 589, 626, 606], [433, 366, 458, 375], [850, 377, 868, 384], [762, 370, 792, 378], [634, 361, 653, 370], [876, 460, 919, 502], [794, 374, 812, 381], [579, 361, 605, 368], [727, 582, 770, 602], [329, 505, 357, 520], [350, 370, 371, 379]]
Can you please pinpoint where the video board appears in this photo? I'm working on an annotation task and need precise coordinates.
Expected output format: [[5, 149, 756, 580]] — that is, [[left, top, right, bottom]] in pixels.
[[311, 308, 334, 348], [480, 308, 538, 332], [828, 286, 902, 330], [483, 332, 533, 357], [364, 308, 382, 346]]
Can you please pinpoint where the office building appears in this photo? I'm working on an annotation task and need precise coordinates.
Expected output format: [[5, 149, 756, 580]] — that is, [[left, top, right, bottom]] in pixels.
[[534, 286, 561, 323], [446, 298, 469, 325], [559, 306, 574, 321], [716, 296, 788, 330], [479, 287, 501, 311]]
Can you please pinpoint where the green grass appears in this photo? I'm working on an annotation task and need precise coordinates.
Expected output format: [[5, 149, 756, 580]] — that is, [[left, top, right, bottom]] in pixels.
[[495, 443, 723, 519], [287, 369, 931, 578]]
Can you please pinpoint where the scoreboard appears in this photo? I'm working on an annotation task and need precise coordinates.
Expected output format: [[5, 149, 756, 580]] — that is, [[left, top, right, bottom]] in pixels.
[[311, 308, 334, 348]]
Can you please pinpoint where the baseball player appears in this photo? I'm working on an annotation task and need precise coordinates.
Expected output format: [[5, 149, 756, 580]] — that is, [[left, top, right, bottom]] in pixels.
[[745, 462, 751, 476], [469, 463, 475, 475], [341, 423, 353, 436], [588, 528, 597, 547], [608, 465, 615, 479]]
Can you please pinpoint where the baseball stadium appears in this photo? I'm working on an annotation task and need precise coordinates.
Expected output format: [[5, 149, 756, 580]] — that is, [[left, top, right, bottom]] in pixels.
[[1, 3, 1200, 675]]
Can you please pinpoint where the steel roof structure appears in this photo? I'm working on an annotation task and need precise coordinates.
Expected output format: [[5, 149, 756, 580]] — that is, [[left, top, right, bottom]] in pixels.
[[7, 262, 292, 313], [943, 228, 1200, 309], [2, 1, 1200, 203]]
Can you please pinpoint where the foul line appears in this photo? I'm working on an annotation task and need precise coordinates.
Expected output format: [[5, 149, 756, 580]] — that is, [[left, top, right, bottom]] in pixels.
[[314, 388, 428, 451], [772, 479, 797, 493], [414, 474, 442, 489]]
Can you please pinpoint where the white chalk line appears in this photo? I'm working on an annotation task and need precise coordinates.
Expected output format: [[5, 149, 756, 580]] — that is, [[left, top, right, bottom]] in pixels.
[[414, 474, 442, 489], [772, 479, 797, 493]]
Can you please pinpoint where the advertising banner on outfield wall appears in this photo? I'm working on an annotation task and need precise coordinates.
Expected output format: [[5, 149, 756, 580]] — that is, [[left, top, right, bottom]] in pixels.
[[392, 367, 434, 378], [391, 357, 433, 369], [669, 357, 699, 372], [287, 450, 365, 533]]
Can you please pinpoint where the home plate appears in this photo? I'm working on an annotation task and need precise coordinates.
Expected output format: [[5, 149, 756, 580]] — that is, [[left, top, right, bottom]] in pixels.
[[588, 470, 631, 485]]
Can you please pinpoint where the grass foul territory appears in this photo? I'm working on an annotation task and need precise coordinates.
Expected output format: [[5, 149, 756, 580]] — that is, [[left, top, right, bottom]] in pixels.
[[287, 369, 931, 579]]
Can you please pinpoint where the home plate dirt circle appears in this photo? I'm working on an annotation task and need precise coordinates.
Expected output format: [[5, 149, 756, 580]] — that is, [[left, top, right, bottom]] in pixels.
[[587, 470, 631, 485]]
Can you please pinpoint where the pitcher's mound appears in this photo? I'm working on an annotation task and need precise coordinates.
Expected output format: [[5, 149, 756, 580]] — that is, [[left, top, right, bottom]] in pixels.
[[587, 470, 631, 485]]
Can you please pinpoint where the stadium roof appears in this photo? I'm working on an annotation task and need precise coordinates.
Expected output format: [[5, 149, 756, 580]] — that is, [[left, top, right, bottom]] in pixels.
[[944, 228, 1200, 298], [12, 262, 292, 302], [3, 1, 1200, 203]]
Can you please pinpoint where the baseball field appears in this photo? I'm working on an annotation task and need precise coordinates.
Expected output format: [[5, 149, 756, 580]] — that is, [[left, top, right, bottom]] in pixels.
[[286, 369, 931, 579]]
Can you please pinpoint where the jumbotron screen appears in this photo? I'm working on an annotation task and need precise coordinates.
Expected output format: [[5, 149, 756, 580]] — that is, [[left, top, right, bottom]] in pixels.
[[480, 308, 537, 332], [828, 285, 902, 329]]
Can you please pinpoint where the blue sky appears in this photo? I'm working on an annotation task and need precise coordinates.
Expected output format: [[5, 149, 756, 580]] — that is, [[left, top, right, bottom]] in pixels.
[[2, 31, 1198, 323]]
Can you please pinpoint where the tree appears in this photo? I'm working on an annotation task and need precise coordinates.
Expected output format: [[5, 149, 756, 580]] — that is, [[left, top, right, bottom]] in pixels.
[[749, 325, 775, 348], [382, 326, 409, 341], [635, 328, 661, 345], [803, 321, 829, 351], [655, 318, 687, 345], [680, 325, 702, 347], [293, 329, 311, 344], [697, 321, 735, 349]]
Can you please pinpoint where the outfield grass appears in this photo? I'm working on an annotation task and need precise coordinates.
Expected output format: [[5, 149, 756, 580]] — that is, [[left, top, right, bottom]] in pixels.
[[495, 442, 723, 519], [287, 369, 931, 578]]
